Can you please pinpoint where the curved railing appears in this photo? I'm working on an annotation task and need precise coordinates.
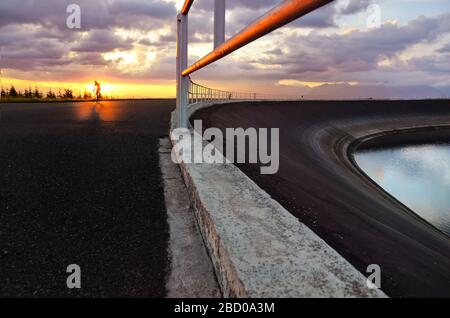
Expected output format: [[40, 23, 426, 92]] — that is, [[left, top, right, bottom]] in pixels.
[[188, 80, 303, 104]]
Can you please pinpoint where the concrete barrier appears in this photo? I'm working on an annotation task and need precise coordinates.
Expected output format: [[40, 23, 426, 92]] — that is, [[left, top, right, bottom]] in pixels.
[[169, 101, 387, 298]]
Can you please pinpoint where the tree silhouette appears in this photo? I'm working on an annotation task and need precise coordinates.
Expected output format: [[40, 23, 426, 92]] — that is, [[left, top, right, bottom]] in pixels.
[[0, 85, 89, 100], [34, 87, 43, 99], [24, 86, 33, 98], [9, 85, 18, 98]]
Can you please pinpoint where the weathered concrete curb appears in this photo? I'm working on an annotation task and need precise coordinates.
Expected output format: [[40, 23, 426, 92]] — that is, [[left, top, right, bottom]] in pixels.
[[160, 138, 221, 298], [169, 102, 387, 298]]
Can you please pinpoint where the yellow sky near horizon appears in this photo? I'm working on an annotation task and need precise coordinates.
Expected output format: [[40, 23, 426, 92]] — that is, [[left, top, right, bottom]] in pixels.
[[0, 77, 176, 99]]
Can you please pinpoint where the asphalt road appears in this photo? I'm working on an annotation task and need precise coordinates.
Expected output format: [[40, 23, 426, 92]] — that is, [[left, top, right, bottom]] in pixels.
[[0, 100, 174, 297], [194, 100, 450, 298]]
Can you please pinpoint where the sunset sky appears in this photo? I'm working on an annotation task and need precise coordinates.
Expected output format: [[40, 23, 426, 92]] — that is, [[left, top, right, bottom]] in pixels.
[[1, 0, 450, 98]]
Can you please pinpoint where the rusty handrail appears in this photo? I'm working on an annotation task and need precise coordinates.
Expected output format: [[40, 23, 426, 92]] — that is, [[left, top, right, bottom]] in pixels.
[[182, 0, 333, 76], [181, 0, 194, 15]]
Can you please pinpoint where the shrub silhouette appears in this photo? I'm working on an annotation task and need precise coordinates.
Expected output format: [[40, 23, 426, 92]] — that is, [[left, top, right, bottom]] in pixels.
[[46, 89, 57, 99], [83, 91, 92, 99], [63, 89, 74, 99]]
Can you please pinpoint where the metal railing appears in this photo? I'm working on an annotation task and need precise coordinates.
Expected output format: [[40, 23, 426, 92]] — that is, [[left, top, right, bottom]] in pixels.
[[182, 0, 334, 77], [181, 0, 194, 15], [188, 80, 303, 104], [176, 0, 335, 127]]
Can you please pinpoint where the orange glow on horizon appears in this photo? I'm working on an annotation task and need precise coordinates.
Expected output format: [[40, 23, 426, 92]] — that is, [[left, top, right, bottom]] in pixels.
[[1, 77, 175, 99]]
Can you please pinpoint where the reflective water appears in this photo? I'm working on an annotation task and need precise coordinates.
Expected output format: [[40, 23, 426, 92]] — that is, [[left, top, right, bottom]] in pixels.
[[354, 143, 450, 236]]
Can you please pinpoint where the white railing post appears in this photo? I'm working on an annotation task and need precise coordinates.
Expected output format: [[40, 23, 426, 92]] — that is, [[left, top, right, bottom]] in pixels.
[[214, 0, 226, 49], [176, 13, 189, 128]]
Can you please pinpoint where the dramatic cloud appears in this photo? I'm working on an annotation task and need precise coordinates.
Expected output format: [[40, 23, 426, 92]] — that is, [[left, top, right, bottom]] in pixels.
[[1, 0, 449, 98], [0, 0, 175, 30], [72, 31, 134, 53], [339, 0, 377, 15]]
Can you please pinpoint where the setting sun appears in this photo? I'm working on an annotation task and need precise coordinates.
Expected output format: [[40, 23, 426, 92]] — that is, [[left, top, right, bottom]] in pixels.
[[1, 75, 175, 99]]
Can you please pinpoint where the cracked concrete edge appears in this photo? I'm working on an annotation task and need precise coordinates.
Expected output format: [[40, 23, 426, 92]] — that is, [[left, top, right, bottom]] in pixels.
[[169, 102, 387, 298]]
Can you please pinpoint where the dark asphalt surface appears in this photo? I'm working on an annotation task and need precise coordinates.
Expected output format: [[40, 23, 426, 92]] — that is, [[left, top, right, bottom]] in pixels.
[[194, 100, 450, 298], [0, 100, 174, 297]]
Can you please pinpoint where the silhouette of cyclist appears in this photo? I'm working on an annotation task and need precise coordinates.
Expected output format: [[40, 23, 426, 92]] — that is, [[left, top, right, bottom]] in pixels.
[[93, 81, 102, 101]]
